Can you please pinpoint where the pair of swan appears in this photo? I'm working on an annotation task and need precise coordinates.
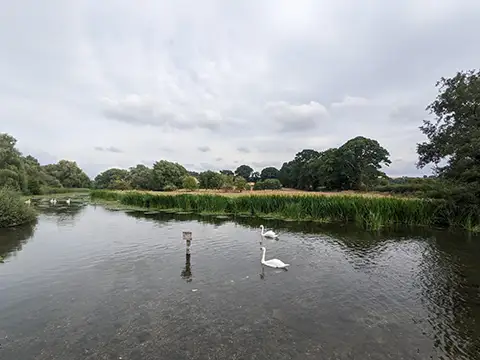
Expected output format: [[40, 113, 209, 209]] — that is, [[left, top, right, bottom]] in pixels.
[[49, 198, 71, 205], [258, 225, 289, 270]]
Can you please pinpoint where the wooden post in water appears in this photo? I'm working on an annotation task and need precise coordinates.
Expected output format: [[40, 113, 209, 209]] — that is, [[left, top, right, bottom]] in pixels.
[[182, 231, 193, 282]]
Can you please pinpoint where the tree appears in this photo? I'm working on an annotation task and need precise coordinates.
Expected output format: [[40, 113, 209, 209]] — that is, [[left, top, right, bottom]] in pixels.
[[0, 133, 27, 192], [337, 136, 391, 190], [151, 160, 187, 190], [182, 176, 199, 191], [417, 69, 480, 185], [249, 171, 261, 182], [220, 169, 234, 176], [235, 164, 253, 180], [234, 176, 247, 191], [94, 168, 130, 189], [260, 167, 279, 181], [43, 160, 91, 188], [199, 170, 224, 189], [129, 164, 154, 190], [221, 174, 235, 191], [278, 149, 320, 189], [254, 178, 282, 190]]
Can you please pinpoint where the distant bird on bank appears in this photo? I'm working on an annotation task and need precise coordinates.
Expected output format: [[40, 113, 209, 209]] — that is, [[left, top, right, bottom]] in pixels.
[[50, 198, 57, 205], [260, 247, 289, 270], [66, 198, 71, 205], [260, 225, 278, 238], [25, 199, 31, 205]]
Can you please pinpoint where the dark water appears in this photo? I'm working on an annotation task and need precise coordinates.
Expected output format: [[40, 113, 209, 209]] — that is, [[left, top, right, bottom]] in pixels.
[[1, 205, 480, 360]]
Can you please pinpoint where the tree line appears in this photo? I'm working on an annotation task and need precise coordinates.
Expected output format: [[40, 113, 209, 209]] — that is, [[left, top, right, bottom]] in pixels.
[[1, 69, 479, 201]]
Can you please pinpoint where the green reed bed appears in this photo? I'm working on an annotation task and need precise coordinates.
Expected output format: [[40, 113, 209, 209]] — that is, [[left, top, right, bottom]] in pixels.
[[90, 190, 469, 230]]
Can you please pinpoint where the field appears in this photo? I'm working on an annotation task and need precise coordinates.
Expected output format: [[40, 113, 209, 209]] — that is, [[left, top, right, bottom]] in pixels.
[[108, 188, 395, 198]]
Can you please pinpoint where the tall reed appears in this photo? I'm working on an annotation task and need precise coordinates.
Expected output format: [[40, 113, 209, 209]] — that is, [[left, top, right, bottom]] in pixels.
[[91, 190, 467, 229]]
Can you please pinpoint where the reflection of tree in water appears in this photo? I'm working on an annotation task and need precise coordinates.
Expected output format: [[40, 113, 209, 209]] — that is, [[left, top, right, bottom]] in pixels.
[[416, 231, 480, 359], [0, 220, 37, 261], [37, 204, 86, 227]]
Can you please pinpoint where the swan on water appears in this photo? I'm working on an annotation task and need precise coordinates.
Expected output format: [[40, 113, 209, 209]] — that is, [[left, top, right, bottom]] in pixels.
[[66, 198, 71, 205], [50, 198, 57, 205], [25, 199, 31, 205], [260, 225, 278, 238], [260, 247, 289, 270]]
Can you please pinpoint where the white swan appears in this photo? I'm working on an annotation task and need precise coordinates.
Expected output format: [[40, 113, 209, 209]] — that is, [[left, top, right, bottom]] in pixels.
[[50, 198, 57, 205], [66, 198, 71, 205], [260, 247, 289, 270], [260, 225, 278, 238]]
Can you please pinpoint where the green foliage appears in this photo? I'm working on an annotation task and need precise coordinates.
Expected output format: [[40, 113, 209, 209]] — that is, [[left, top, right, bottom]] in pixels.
[[199, 170, 224, 189], [220, 169, 234, 176], [0, 187, 37, 228], [254, 178, 282, 190], [221, 174, 235, 191], [151, 160, 187, 190], [91, 190, 476, 230], [43, 160, 91, 188], [129, 164, 154, 190], [417, 69, 480, 185], [260, 167, 279, 180], [235, 164, 253, 180], [234, 176, 248, 191], [94, 168, 130, 189], [182, 176, 199, 191]]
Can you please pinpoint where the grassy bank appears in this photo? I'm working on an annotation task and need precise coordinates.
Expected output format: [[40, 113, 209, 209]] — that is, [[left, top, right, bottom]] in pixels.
[[0, 188, 37, 228], [90, 190, 476, 230]]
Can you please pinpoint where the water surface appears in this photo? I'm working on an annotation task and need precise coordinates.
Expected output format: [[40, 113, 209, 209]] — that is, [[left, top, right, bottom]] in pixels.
[[1, 204, 479, 359]]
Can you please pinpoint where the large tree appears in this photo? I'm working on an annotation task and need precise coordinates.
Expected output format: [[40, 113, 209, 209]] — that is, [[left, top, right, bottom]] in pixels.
[[260, 166, 279, 181], [0, 133, 27, 192], [199, 170, 224, 189], [43, 160, 91, 188], [417, 69, 480, 184], [94, 168, 130, 189], [151, 160, 187, 190], [128, 164, 154, 190], [278, 149, 320, 189], [234, 164, 253, 180]]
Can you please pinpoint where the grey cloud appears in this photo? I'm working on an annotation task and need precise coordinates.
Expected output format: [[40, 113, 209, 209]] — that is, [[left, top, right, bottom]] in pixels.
[[94, 146, 123, 153], [237, 146, 250, 153], [197, 146, 211, 153], [264, 101, 329, 133], [215, 157, 222, 161], [3, 0, 480, 179]]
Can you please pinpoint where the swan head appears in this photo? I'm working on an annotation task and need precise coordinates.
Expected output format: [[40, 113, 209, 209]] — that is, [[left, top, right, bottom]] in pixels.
[[260, 246, 266, 251], [260, 225, 264, 229]]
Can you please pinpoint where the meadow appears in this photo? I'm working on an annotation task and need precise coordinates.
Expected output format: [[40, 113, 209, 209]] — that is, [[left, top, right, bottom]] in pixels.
[[89, 189, 475, 231]]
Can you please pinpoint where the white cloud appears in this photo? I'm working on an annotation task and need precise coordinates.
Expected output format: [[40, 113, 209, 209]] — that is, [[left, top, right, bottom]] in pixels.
[[2, 0, 480, 178]]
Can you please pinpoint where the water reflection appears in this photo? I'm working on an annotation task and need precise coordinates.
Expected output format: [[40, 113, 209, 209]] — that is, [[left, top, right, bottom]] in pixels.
[[2, 206, 480, 359], [0, 221, 37, 261], [36, 203, 87, 227]]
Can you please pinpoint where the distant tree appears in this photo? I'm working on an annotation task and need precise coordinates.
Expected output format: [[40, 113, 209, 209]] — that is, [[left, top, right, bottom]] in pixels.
[[221, 174, 235, 191], [0, 133, 27, 192], [199, 170, 224, 189], [187, 170, 200, 178], [417, 69, 480, 185], [235, 164, 253, 180], [129, 164, 153, 190], [260, 167, 279, 181], [254, 178, 282, 190], [234, 176, 248, 191], [43, 160, 91, 188], [151, 160, 187, 190], [182, 176, 199, 191], [249, 171, 261, 182], [94, 168, 130, 189], [220, 169, 234, 176], [278, 149, 320, 189]]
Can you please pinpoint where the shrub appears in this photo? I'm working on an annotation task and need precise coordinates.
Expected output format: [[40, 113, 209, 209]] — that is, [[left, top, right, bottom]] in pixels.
[[183, 176, 199, 191], [234, 176, 248, 191], [163, 184, 178, 192], [254, 179, 282, 190], [0, 187, 37, 228]]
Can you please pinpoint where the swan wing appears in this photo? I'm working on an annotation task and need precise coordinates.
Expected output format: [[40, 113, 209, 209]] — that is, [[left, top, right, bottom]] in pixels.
[[264, 259, 289, 268]]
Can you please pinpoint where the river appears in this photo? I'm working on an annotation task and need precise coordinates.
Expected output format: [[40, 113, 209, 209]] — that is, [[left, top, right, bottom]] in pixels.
[[0, 204, 479, 359]]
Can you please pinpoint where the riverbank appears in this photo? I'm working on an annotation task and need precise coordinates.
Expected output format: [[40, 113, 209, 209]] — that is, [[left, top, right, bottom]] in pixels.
[[90, 189, 476, 231], [0, 188, 37, 228]]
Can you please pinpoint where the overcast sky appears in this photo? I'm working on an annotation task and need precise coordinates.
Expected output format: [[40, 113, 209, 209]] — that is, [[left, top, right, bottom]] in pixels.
[[2, 0, 480, 178]]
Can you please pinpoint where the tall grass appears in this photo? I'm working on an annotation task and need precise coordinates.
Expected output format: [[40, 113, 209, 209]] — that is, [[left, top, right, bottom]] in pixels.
[[0, 187, 37, 228], [90, 190, 465, 229]]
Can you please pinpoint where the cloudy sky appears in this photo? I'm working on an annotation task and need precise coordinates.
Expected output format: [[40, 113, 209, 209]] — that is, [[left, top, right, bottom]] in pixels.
[[2, 0, 480, 178]]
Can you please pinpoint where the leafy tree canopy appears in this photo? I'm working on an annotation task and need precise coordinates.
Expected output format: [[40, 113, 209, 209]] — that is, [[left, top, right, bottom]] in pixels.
[[260, 167, 279, 181], [417, 69, 480, 185], [235, 165, 253, 180]]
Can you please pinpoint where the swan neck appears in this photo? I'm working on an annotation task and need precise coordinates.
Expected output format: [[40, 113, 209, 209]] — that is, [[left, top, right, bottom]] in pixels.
[[261, 248, 266, 262]]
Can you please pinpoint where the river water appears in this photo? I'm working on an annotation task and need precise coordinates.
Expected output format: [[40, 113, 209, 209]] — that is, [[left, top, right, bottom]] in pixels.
[[0, 204, 479, 359]]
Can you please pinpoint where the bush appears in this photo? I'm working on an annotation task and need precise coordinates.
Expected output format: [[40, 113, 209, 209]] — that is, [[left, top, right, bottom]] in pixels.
[[234, 176, 248, 191], [254, 179, 282, 190], [0, 187, 37, 228], [163, 184, 178, 192], [183, 176, 199, 191]]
